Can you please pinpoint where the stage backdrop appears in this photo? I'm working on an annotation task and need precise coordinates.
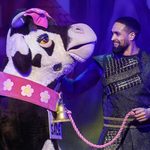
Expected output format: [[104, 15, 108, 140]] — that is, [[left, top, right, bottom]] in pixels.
[[1, 0, 150, 149]]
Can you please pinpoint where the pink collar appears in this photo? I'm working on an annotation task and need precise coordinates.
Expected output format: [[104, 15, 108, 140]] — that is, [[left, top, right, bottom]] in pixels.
[[0, 72, 59, 111]]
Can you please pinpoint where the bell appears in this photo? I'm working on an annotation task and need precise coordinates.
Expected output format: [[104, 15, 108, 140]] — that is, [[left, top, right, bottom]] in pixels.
[[53, 102, 70, 123]]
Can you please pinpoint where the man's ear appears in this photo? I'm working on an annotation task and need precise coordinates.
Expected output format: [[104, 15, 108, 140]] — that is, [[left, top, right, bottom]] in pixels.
[[129, 32, 136, 41]]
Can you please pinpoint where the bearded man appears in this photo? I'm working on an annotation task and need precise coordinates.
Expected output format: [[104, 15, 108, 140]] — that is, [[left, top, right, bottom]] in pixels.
[[62, 17, 150, 150]]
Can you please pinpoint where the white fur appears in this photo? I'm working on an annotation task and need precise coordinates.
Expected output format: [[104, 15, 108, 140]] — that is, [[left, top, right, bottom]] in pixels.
[[42, 140, 61, 150], [6, 30, 30, 58], [4, 29, 76, 86]]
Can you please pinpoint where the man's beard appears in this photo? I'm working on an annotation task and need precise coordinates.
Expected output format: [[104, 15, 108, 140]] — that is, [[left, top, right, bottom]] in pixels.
[[112, 43, 129, 54]]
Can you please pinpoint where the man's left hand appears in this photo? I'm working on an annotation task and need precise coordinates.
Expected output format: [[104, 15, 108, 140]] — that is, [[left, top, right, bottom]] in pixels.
[[132, 107, 150, 122]]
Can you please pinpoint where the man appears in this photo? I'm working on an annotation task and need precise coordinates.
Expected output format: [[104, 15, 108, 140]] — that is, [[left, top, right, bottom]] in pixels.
[[62, 17, 150, 149]]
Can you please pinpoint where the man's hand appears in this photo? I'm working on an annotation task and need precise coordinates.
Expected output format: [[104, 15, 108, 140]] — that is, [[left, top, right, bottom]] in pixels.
[[132, 108, 150, 122]]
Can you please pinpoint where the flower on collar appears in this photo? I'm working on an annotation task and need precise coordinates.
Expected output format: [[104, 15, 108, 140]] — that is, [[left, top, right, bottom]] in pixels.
[[21, 84, 34, 97], [40, 91, 50, 103], [3, 79, 14, 91]]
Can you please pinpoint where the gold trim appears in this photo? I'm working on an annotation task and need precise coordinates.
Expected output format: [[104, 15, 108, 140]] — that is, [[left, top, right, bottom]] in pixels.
[[103, 123, 135, 129], [104, 123, 150, 129], [104, 116, 134, 122]]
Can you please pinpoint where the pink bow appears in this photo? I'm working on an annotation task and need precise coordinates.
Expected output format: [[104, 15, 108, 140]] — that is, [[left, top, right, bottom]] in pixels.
[[24, 8, 53, 28]]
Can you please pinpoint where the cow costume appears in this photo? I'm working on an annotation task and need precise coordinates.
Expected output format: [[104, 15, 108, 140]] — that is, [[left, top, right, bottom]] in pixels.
[[0, 8, 97, 150]]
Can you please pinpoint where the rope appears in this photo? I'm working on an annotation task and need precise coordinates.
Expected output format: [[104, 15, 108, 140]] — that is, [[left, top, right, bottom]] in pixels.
[[66, 110, 134, 149]]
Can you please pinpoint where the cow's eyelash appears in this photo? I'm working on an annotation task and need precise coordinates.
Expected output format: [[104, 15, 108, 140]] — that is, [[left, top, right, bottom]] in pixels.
[[37, 34, 49, 43]]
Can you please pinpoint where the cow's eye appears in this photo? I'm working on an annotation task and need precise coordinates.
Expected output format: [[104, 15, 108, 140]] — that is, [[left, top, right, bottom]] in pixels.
[[37, 33, 52, 48]]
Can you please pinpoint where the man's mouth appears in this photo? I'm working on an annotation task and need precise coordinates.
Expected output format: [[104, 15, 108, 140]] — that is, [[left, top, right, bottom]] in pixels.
[[113, 42, 119, 47]]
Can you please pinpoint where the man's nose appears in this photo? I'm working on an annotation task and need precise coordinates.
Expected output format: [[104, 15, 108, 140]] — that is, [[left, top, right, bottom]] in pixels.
[[111, 34, 116, 41]]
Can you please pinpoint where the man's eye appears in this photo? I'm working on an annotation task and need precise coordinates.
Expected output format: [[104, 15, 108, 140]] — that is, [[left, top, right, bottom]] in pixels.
[[37, 33, 52, 48]]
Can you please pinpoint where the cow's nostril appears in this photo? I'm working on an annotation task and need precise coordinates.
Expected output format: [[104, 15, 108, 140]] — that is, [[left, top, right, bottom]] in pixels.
[[53, 63, 62, 71]]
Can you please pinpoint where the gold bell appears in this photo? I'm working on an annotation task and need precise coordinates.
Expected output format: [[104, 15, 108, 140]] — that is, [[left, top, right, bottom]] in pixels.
[[53, 102, 70, 123]]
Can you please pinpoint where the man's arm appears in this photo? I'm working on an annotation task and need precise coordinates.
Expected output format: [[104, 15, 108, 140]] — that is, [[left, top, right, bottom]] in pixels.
[[61, 62, 101, 95]]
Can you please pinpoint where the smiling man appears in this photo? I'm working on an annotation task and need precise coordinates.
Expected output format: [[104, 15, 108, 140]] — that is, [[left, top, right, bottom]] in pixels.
[[111, 17, 140, 56], [62, 17, 150, 149]]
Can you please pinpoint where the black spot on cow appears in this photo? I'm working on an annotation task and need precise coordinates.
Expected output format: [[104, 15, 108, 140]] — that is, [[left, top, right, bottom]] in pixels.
[[32, 54, 42, 67]]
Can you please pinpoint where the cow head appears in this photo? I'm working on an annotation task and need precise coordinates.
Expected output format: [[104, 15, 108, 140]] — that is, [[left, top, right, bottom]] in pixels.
[[4, 8, 97, 86]]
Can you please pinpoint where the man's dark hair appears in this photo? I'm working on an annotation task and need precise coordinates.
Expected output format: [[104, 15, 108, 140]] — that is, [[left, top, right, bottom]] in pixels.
[[115, 16, 141, 38]]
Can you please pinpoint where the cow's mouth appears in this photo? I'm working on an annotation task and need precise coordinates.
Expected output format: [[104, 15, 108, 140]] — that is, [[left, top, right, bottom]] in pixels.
[[67, 41, 96, 62], [68, 42, 95, 50]]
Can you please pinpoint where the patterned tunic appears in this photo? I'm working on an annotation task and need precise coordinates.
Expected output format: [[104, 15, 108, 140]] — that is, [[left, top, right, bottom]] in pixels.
[[94, 51, 150, 150]]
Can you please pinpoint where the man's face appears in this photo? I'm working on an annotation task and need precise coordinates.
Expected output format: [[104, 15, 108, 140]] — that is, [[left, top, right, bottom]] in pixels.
[[111, 22, 130, 54]]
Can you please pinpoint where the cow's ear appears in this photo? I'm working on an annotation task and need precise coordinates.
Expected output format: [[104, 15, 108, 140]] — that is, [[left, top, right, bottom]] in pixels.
[[11, 11, 26, 28], [12, 50, 32, 75]]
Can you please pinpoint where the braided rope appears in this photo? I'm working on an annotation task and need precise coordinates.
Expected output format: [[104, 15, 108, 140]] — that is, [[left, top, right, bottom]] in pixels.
[[67, 110, 134, 149]]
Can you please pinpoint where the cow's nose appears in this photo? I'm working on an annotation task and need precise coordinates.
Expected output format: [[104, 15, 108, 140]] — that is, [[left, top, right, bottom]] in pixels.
[[53, 63, 62, 71]]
